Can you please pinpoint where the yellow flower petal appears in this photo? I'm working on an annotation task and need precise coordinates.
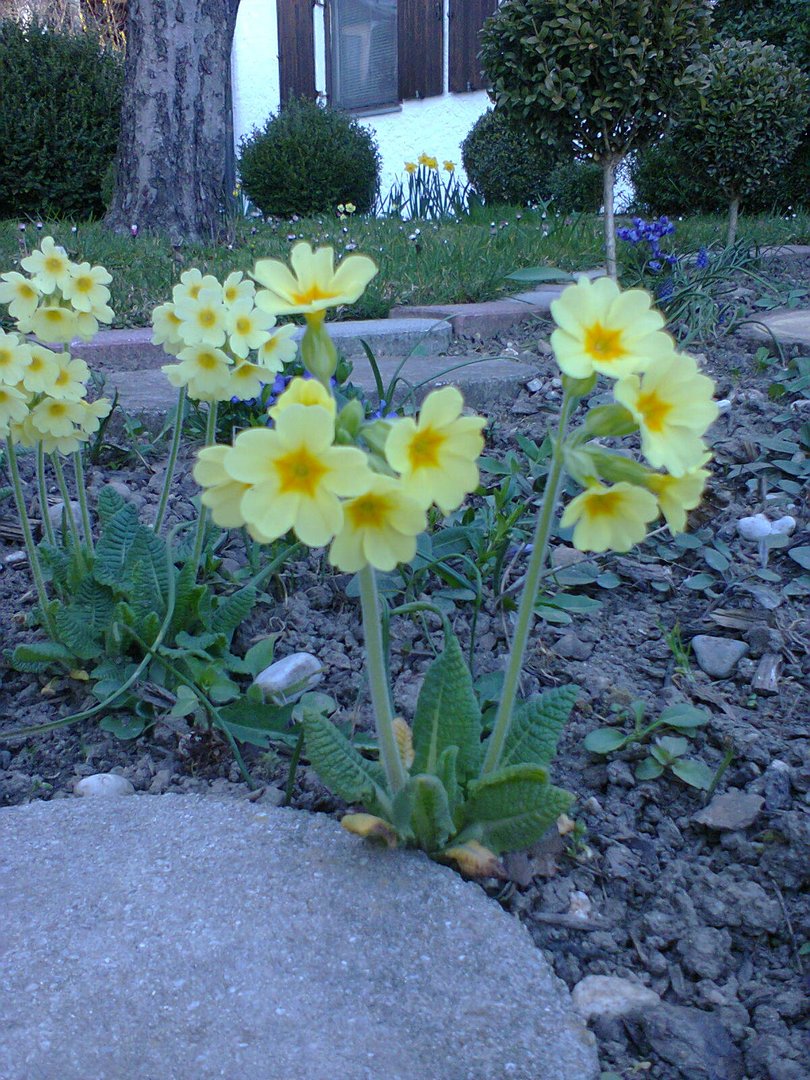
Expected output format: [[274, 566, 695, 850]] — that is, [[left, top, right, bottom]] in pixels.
[[561, 482, 659, 553]]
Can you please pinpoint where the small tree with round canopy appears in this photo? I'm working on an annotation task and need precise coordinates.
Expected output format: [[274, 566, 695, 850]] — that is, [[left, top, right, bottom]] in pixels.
[[479, 0, 712, 278]]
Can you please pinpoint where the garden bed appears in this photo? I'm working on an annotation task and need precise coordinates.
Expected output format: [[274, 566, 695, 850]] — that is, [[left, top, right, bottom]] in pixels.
[[1, 259, 808, 1079]]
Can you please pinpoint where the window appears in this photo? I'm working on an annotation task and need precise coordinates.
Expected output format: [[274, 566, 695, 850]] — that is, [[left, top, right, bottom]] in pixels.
[[331, 1, 399, 111]]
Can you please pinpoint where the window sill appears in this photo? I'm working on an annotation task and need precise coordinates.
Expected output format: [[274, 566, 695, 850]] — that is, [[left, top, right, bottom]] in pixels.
[[345, 102, 403, 119]]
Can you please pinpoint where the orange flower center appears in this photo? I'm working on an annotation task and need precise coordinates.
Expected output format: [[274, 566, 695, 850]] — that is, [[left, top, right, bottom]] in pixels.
[[275, 447, 328, 497], [584, 489, 621, 517], [198, 308, 217, 328], [195, 352, 220, 370], [584, 322, 625, 363], [291, 282, 338, 306], [347, 492, 392, 529], [635, 390, 672, 433], [407, 427, 445, 470]]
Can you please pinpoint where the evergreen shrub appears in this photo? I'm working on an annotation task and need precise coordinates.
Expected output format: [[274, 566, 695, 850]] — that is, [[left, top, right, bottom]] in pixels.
[[461, 109, 559, 206]]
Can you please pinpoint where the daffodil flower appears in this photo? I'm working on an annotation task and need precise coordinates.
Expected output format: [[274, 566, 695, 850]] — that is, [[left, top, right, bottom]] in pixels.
[[561, 482, 659, 553], [329, 476, 426, 572]]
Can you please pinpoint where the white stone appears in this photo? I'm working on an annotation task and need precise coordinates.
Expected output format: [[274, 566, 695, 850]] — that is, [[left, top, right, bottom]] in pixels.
[[48, 500, 83, 533], [4, 551, 26, 565], [74, 773, 135, 797], [567, 891, 593, 921], [572, 975, 661, 1022], [253, 652, 323, 704], [737, 514, 773, 541], [770, 515, 797, 536], [716, 398, 732, 413]]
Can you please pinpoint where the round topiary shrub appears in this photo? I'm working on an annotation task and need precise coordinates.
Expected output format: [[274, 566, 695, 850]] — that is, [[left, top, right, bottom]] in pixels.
[[545, 160, 603, 213], [238, 98, 381, 218], [461, 109, 559, 206], [0, 19, 123, 220], [629, 136, 726, 216]]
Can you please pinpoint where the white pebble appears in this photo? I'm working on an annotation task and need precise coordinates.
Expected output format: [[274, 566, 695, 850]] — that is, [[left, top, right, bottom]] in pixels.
[[4, 551, 26, 565], [74, 773, 135, 797], [737, 514, 773, 541], [770, 515, 796, 536], [716, 398, 732, 413], [253, 652, 323, 704]]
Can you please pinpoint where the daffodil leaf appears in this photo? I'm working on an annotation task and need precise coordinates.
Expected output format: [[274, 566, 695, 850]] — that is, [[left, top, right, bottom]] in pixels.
[[458, 765, 573, 854], [301, 709, 390, 818], [498, 684, 579, 768], [412, 628, 482, 782]]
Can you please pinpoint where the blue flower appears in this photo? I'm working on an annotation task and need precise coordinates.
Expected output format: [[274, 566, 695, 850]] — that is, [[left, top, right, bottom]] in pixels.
[[696, 247, 709, 269], [648, 260, 662, 272]]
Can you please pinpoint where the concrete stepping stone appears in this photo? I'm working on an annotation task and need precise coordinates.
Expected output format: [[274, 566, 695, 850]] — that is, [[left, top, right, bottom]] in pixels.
[[740, 308, 810, 349], [0, 796, 599, 1080]]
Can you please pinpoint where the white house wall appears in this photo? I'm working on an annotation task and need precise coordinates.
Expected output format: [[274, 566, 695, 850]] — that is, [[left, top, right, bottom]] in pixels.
[[231, 0, 492, 200]]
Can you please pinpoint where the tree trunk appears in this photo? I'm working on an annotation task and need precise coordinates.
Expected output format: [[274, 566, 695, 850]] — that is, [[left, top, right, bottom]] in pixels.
[[602, 156, 618, 281], [727, 195, 740, 247], [106, 0, 240, 242]]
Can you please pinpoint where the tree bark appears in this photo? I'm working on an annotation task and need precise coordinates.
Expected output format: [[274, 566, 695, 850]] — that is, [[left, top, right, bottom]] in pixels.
[[727, 194, 740, 247], [602, 156, 618, 281], [105, 0, 240, 242]]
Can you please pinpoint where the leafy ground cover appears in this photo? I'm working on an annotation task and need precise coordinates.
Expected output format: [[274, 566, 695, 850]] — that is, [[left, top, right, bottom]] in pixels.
[[0, 210, 807, 329], [0, 254, 807, 1079]]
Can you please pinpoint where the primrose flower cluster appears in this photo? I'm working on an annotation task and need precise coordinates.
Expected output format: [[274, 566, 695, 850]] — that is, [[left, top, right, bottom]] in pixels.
[[154, 269, 298, 402], [0, 237, 112, 452], [190, 242, 486, 573], [551, 275, 718, 552]]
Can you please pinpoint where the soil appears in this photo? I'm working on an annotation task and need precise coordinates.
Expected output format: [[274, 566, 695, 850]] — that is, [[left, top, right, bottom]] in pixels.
[[1, 256, 808, 1080]]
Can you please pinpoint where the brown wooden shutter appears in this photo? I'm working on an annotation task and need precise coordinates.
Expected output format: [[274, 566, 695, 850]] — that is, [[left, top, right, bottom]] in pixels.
[[448, 0, 498, 93], [278, 0, 316, 104], [397, 0, 444, 101]]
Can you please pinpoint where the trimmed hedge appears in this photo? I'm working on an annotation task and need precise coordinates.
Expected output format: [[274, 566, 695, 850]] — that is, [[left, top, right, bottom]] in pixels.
[[0, 20, 123, 220], [546, 161, 603, 213], [238, 98, 381, 218], [461, 109, 559, 206]]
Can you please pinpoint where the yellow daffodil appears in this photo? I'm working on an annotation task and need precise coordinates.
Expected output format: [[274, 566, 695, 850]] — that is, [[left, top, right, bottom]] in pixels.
[[29, 397, 87, 438], [268, 375, 336, 420], [225, 404, 373, 547], [23, 303, 77, 345], [0, 271, 40, 321], [385, 387, 486, 513], [443, 160, 456, 172], [20, 236, 71, 294], [418, 153, 438, 169], [51, 356, 90, 402], [172, 268, 221, 305], [222, 270, 255, 307], [228, 361, 269, 401], [151, 302, 185, 354], [550, 277, 676, 380], [329, 476, 426, 572], [614, 353, 718, 476], [174, 287, 228, 348], [253, 242, 377, 322], [162, 345, 233, 401], [226, 299, 275, 359], [404, 162, 417, 174], [61, 262, 112, 313], [20, 345, 59, 394], [560, 481, 659, 553], [646, 465, 710, 534], [0, 384, 30, 435], [0, 332, 31, 385], [256, 323, 298, 372], [193, 445, 251, 528]]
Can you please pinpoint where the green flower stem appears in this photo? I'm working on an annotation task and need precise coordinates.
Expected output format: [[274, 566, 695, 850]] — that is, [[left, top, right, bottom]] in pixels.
[[51, 452, 85, 563], [191, 399, 218, 573], [154, 386, 187, 534], [72, 450, 94, 557], [480, 389, 574, 777], [6, 437, 58, 639], [36, 441, 55, 548], [358, 564, 407, 794]]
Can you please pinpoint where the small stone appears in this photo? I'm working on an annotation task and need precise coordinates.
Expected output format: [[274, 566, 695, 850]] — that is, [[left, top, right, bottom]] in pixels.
[[751, 652, 781, 695], [691, 635, 748, 678], [693, 790, 764, 831], [4, 550, 26, 565], [571, 975, 661, 1022], [737, 513, 772, 541], [553, 633, 593, 661], [716, 398, 732, 413], [526, 377, 544, 393], [625, 1004, 743, 1080], [252, 652, 323, 704], [48, 500, 84, 534], [74, 773, 135, 797], [770, 515, 796, 536], [676, 926, 732, 980], [761, 760, 792, 811], [551, 545, 586, 569]]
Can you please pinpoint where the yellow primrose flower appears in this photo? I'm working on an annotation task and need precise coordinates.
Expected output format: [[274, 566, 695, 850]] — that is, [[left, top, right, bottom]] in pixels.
[[256, 323, 298, 372], [11, 411, 87, 455], [0, 271, 40, 321], [29, 397, 86, 438], [51, 356, 90, 401], [225, 404, 373, 547], [20, 236, 72, 294], [151, 302, 185, 355], [550, 277, 675, 380], [162, 345, 233, 401], [404, 162, 417, 174], [268, 375, 336, 420], [384, 387, 486, 513], [193, 445, 251, 529], [646, 465, 710, 534], [253, 241, 378, 321], [228, 361, 270, 401], [175, 287, 228, 348], [0, 384, 30, 435], [561, 482, 659, 553], [329, 476, 426, 572], [77, 397, 113, 435], [20, 345, 59, 394], [614, 353, 718, 476], [0, 331, 31, 385], [443, 160, 456, 172], [75, 310, 109, 340], [172, 268, 221, 305], [226, 299, 275, 359], [22, 303, 77, 345], [222, 271, 255, 308], [61, 262, 112, 313], [344, 202, 356, 214]]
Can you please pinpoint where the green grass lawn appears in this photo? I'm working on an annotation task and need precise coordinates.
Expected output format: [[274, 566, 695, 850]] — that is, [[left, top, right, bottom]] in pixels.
[[1, 208, 807, 330]]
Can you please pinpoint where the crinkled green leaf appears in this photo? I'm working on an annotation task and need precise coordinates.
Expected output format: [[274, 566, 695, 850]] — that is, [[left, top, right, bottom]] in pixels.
[[393, 774, 455, 852], [93, 502, 140, 587], [412, 628, 482, 781], [460, 764, 573, 854], [211, 585, 257, 641], [499, 684, 579, 768], [302, 710, 390, 817]]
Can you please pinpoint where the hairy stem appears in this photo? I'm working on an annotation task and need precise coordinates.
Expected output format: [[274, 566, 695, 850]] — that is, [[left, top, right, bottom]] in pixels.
[[72, 450, 94, 557], [191, 399, 218, 573], [6, 437, 58, 639], [51, 452, 85, 566], [154, 386, 187, 533], [36, 441, 55, 548]]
